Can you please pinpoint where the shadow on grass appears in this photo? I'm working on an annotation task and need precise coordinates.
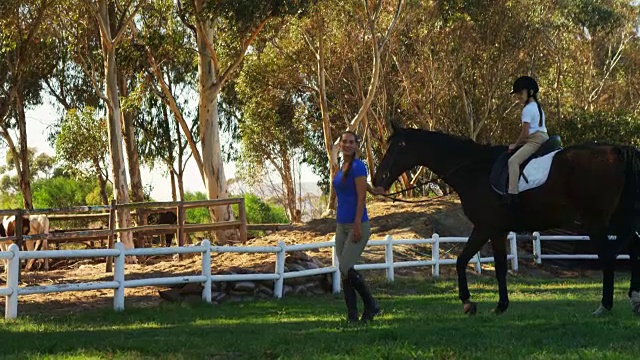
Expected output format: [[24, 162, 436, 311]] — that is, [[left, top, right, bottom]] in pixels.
[[2, 278, 640, 359]]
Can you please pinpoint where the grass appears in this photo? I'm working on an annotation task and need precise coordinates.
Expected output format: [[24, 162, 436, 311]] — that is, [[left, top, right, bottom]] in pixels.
[[1, 273, 640, 359]]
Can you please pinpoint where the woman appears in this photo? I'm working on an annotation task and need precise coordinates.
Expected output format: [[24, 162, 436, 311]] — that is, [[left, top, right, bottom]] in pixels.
[[333, 130, 381, 323], [505, 76, 549, 205]]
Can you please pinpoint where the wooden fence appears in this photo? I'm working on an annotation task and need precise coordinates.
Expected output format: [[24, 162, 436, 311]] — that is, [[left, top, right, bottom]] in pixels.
[[0, 198, 251, 272]]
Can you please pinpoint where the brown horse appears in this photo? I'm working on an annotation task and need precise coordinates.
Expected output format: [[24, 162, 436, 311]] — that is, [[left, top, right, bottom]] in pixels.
[[372, 123, 640, 316]]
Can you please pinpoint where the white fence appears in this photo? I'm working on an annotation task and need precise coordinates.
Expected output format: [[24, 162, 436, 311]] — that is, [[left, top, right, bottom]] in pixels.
[[0, 232, 630, 320]]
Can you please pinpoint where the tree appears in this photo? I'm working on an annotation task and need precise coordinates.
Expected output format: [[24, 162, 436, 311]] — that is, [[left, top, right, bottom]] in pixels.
[[77, 0, 144, 251], [0, 0, 56, 209], [176, 0, 314, 242], [54, 107, 110, 205]]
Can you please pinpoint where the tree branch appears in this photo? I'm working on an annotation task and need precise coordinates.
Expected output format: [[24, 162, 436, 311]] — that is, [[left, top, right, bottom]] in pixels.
[[214, 16, 271, 92], [112, 0, 145, 46]]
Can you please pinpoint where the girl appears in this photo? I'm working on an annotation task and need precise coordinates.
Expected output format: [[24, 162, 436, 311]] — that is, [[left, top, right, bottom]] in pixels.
[[333, 130, 381, 323], [505, 76, 549, 205]]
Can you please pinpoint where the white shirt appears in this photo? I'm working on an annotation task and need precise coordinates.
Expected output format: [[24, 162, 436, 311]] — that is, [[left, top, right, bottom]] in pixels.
[[521, 101, 547, 135]]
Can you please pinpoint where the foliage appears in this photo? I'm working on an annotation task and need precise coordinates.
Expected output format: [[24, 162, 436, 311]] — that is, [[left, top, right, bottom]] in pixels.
[[0, 174, 110, 209], [0, 148, 55, 193], [555, 109, 640, 146], [234, 193, 290, 225], [54, 107, 109, 178]]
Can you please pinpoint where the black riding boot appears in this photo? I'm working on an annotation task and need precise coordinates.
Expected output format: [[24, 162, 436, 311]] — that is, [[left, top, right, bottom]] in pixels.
[[347, 268, 380, 323], [342, 275, 359, 323]]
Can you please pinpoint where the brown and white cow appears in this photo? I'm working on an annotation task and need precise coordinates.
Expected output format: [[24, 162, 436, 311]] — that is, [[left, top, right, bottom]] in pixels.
[[0, 215, 31, 272]]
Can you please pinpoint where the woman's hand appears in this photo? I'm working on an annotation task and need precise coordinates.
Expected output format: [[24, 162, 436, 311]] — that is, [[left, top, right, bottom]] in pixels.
[[367, 183, 386, 195], [352, 222, 362, 243], [508, 143, 517, 152]]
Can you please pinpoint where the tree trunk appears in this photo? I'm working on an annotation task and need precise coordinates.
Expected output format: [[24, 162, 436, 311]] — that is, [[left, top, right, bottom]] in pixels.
[[94, 158, 109, 205], [98, 0, 134, 250], [316, 18, 337, 215], [195, 16, 235, 243], [119, 76, 146, 247], [177, 170, 185, 202], [281, 153, 300, 223], [15, 85, 33, 209]]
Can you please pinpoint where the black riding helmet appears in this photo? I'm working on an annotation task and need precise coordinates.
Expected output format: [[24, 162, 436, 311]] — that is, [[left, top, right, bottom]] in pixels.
[[510, 76, 539, 96]]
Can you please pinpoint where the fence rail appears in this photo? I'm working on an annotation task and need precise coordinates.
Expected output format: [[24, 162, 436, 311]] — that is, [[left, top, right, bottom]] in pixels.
[[1, 232, 632, 320]]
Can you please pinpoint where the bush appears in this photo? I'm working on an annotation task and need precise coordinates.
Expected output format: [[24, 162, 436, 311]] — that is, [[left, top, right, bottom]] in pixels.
[[184, 192, 289, 226], [555, 110, 640, 147]]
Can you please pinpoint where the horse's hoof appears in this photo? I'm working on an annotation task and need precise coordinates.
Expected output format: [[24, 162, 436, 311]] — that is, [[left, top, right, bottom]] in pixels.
[[463, 302, 477, 315], [492, 302, 509, 315], [630, 291, 640, 315], [593, 303, 611, 316]]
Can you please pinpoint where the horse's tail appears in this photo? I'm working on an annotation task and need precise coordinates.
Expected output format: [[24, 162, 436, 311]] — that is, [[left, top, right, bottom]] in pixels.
[[619, 145, 640, 211]]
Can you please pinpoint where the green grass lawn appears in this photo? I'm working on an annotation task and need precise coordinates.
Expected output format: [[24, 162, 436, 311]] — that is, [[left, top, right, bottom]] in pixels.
[[1, 274, 639, 359]]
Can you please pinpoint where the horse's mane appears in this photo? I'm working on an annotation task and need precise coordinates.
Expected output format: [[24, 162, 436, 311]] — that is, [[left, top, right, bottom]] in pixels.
[[391, 128, 505, 162]]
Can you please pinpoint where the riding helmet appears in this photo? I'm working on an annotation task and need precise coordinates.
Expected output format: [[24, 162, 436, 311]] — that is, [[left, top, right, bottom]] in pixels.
[[510, 76, 539, 95]]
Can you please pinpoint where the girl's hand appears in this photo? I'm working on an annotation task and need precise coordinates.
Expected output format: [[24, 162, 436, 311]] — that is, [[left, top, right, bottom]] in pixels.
[[352, 222, 362, 243], [508, 143, 517, 152]]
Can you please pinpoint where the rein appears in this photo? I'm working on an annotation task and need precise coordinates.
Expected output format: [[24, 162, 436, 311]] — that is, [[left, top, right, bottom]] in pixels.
[[378, 160, 477, 204]]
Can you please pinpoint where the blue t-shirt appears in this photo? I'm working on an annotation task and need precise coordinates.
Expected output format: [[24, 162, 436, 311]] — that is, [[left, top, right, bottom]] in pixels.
[[332, 159, 369, 224]]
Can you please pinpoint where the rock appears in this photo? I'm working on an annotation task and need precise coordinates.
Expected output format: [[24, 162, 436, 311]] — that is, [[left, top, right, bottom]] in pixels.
[[429, 208, 473, 237], [179, 283, 204, 295], [182, 294, 203, 303], [256, 292, 271, 300], [286, 251, 311, 263], [288, 263, 306, 272], [283, 285, 293, 296], [233, 281, 256, 292], [256, 285, 273, 297], [159, 288, 182, 302], [293, 285, 308, 295], [311, 258, 325, 267], [304, 261, 319, 270], [211, 292, 226, 302]]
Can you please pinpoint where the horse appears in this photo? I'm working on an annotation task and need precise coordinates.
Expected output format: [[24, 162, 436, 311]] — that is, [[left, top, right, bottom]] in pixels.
[[372, 123, 640, 316]]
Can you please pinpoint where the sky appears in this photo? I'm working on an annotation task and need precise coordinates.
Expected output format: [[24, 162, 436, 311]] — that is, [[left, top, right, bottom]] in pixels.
[[1, 99, 322, 201]]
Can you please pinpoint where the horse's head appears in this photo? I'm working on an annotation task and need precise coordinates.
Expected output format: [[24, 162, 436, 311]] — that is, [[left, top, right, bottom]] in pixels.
[[373, 122, 417, 190]]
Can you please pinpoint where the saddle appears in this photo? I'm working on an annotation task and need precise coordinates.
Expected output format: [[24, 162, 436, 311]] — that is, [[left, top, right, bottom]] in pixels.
[[490, 135, 563, 195]]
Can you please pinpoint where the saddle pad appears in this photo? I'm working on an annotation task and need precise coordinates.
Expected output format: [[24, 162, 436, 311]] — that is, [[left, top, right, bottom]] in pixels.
[[518, 149, 561, 192]]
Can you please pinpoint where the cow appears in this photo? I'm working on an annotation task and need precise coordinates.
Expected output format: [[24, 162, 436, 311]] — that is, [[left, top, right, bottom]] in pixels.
[[24, 214, 50, 271], [0, 215, 31, 272]]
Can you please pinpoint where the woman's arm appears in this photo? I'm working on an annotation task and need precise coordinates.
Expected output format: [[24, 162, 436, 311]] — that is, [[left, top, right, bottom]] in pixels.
[[353, 176, 367, 242]]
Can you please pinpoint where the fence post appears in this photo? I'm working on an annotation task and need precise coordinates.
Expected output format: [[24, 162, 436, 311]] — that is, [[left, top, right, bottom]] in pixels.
[[432, 233, 440, 278], [274, 240, 286, 299], [331, 236, 341, 293], [113, 242, 125, 312], [238, 198, 248, 242], [474, 252, 482, 273], [533, 231, 542, 264], [5, 244, 20, 320], [177, 204, 186, 260], [509, 232, 518, 272], [384, 235, 394, 282], [201, 240, 212, 303]]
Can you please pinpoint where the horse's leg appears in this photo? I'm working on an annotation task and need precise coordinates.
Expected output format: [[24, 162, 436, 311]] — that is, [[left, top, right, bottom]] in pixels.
[[592, 228, 619, 316], [456, 228, 490, 315], [629, 232, 640, 314], [490, 231, 510, 314]]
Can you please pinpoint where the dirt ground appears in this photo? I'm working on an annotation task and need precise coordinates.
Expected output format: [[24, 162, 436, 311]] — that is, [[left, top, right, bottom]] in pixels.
[[1, 195, 598, 316]]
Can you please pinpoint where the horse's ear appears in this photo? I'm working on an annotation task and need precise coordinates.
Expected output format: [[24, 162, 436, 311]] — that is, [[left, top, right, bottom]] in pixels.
[[390, 120, 399, 133]]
